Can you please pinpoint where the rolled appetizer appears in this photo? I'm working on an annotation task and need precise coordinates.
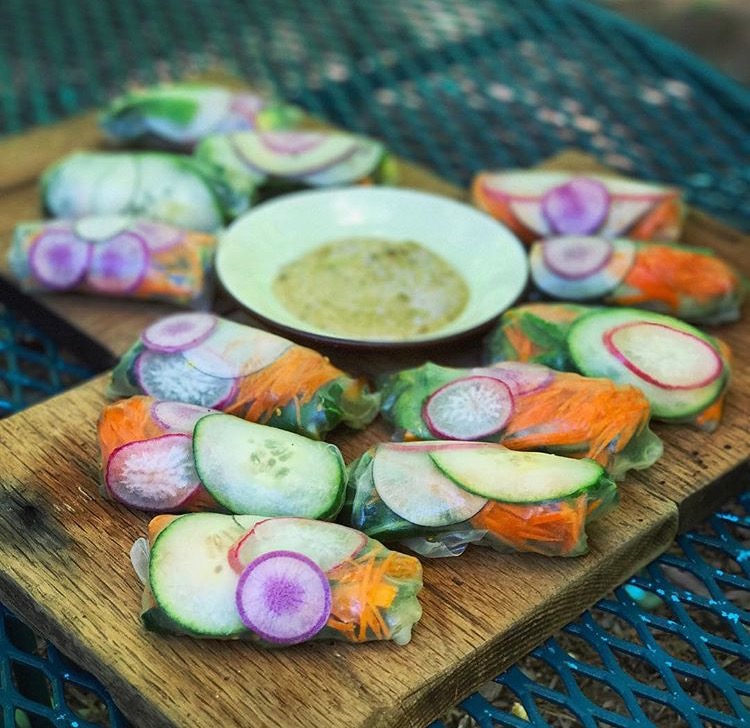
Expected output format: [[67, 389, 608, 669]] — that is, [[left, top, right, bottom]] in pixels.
[[135, 513, 423, 645], [108, 312, 380, 439], [41, 152, 244, 231], [472, 171, 684, 244], [194, 129, 397, 204], [346, 442, 617, 558], [530, 235, 745, 324], [99, 397, 346, 516], [100, 83, 301, 150], [485, 303, 731, 431], [7, 216, 216, 308], [380, 361, 662, 479]]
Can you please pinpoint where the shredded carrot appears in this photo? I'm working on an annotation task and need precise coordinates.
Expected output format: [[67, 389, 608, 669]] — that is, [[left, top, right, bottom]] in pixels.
[[614, 245, 739, 311], [694, 339, 732, 431], [470, 496, 587, 555], [471, 175, 537, 245], [148, 514, 180, 545], [627, 196, 682, 241], [226, 345, 345, 424], [98, 396, 165, 463], [501, 321, 543, 360]]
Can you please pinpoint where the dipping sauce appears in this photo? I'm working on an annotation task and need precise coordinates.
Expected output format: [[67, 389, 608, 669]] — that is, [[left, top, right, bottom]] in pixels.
[[273, 238, 469, 338]]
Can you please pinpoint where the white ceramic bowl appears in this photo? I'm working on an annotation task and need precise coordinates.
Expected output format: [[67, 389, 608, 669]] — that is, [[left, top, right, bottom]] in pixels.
[[216, 187, 529, 348]]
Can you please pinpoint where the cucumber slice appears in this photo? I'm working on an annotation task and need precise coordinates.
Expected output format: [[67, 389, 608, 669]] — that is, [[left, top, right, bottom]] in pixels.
[[228, 517, 367, 574], [149, 513, 249, 636], [74, 215, 131, 242], [431, 446, 606, 503], [567, 308, 728, 420], [530, 238, 635, 300], [371, 444, 488, 527], [134, 350, 237, 408], [193, 414, 346, 518], [298, 140, 384, 186]]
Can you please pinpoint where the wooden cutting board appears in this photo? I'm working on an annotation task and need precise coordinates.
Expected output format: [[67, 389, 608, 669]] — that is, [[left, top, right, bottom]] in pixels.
[[0, 77, 748, 728]]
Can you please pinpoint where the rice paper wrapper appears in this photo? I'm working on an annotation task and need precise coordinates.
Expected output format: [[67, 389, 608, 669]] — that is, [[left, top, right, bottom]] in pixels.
[[41, 152, 247, 230], [100, 83, 302, 150], [380, 361, 662, 479], [108, 312, 380, 440], [345, 442, 619, 558], [8, 216, 216, 308], [484, 303, 732, 431], [137, 513, 423, 646]]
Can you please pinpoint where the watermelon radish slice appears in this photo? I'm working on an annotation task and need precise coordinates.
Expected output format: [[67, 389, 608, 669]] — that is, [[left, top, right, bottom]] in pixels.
[[29, 230, 91, 289], [228, 517, 367, 574], [542, 178, 610, 235], [151, 400, 218, 433], [372, 445, 487, 527], [182, 320, 291, 379], [235, 550, 331, 645], [299, 140, 384, 186], [423, 376, 514, 440], [86, 232, 149, 294], [231, 131, 359, 177], [105, 434, 201, 510], [599, 198, 659, 237], [472, 361, 554, 397], [542, 235, 613, 279], [141, 312, 217, 353], [134, 220, 186, 252], [508, 199, 551, 237], [135, 350, 237, 408], [603, 322, 723, 390], [74, 215, 131, 242]]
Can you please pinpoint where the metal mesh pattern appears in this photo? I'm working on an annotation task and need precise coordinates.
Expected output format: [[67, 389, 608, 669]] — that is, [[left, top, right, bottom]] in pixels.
[[1, 0, 749, 229]]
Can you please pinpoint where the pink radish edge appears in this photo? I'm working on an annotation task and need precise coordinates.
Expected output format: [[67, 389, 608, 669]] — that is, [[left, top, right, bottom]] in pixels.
[[471, 362, 554, 396], [141, 312, 218, 353], [150, 400, 219, 432], [603, 322, 723, 391], [541, 236, 614, 280]]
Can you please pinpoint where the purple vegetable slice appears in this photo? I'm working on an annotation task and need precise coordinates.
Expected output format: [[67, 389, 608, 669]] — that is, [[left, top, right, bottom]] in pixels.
[[542, 236, 614, 279], [135, 350, 237, 408], [86, 232, 149, 293], [105, 434, 201, 510], [141, 312, 218, 353], [423, 376, 514, 440], [235, 550, 331, 645], [150, 400, 218, 433], [29, 229, 91, 290], [134, 219, 186, 252], [541, 178, 610, 235], [471, 361, 554, 397]]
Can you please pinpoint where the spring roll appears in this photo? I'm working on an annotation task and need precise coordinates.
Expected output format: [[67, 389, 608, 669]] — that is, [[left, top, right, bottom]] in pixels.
[[485, 303, 731, 431], [530, 236, 746, 324], [135, 513, 423, 645], [472, 171, 684, 244], [100, 83, 301, 150], [380, 361, 662, 479], [108, 312, 380, 439], [98, 397, 346, 515], [346, 442, 617, 558], [7, 216, 216, 308]]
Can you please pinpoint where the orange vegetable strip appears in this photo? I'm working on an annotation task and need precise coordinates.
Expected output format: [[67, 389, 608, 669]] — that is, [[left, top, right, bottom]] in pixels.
[[148, 515, 181, 545], [98, 396, 165, 463], [627, 196, 682, 241]]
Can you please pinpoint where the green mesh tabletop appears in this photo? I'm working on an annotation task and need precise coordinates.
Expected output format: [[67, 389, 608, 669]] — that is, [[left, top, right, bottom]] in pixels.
[[1, 0, 749, 725]]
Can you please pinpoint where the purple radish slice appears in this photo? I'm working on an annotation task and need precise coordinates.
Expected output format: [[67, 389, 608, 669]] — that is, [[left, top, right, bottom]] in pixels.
[[105, 434, 201, 510], [141, 312, 218, 353], [261, 131, 326, 155], [599, 198, 658, 237], [603, 322, 723, 390], [471, 362, 554, 397], [541, 236, 614, 280], [29, 230, 91, 290], [135, 350, 237, 408], [228, 92, 265, 122], [423, 376, 514, 440], [182, 320, 291, 379], [542, 178, 610, 235], [86, 232, 149, 294], [235, 550, 331, 645], [228, 517, 367, 575], [134, 220, 186, 252], [151, 400, 219, 433]]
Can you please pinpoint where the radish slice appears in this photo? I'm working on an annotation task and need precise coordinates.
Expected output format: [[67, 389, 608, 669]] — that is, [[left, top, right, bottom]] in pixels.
[[105, 434, 201, 510], [472, 362, 554, 397], [135, 351, 237, 408], [228, 92, 265, 123], [151, 400, 218, 433], [299, 140, 384, 186], [372, 445, 487, 527], [182, 320, 291, 379], [542, 236, 613, 279], [228, 517, 367, 574], [29, 230, 91, 289], [508, 199, 551, 237], [235, 550, 331, 645], [86, 232, 149, 293], [141, 312, 218, 353], [423, 376, 514, 440], [134, 220, 186, 252], [603, 322, 723, 390], [542, 178, 610, 235]]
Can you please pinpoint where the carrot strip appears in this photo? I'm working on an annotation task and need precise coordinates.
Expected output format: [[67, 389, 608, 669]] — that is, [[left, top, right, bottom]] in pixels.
[[627, 196, 682, 241], [471, 176, 538, 245], [148, 515, 180, 545], [98, 396, 165, 463]]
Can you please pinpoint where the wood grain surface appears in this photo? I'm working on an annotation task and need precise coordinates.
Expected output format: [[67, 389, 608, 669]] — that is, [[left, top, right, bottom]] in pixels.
[[0, 82, 747, 727]]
